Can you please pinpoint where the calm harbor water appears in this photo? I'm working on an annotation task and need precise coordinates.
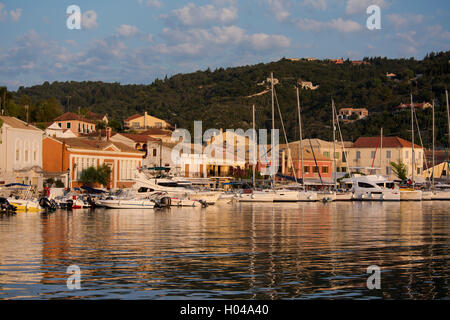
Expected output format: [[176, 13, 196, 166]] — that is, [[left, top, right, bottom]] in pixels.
[[0, 201, 449, 300]]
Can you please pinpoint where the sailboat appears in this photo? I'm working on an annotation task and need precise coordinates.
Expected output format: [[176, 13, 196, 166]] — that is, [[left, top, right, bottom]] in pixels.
[[236, 101, 275, 202], [431, 89, 450, 200], [399, 95, 422, 201]]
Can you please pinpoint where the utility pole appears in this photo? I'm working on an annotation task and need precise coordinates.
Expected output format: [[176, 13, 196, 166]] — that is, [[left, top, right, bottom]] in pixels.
[[25, 105, 29, 125], [66, 96, 71, 113]]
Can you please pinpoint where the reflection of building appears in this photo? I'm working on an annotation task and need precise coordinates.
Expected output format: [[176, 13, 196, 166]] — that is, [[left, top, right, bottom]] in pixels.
[[124, 112, 171, 131], [0, 116, 44, 190], [42, 135, 144, 189]]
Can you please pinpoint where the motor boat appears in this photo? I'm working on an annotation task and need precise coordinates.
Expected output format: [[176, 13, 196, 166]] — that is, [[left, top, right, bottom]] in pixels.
[[273, 186, 317, 202], [134, 170, 222, 205], [349, 175, 400, 201], [317, 190, 336, 202], [97, 198, 156, 209]]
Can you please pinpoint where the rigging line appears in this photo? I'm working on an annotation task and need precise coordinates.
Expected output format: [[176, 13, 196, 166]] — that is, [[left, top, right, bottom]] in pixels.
[[333, 101, 349, 173], [274, 87, 298, 183], [413, 104, 429, 175], [308, 138, 324, 186]]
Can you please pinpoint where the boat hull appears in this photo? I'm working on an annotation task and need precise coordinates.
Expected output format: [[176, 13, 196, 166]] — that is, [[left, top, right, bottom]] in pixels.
[[98, 200, 155, 209], [400, 190, 422, 201]]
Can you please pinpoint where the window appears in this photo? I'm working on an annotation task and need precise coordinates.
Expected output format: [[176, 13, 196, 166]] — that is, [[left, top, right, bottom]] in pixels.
[[58, 123, 62, 128], [67, 122, 71, 129], [341, 167, 347, 172], [358, 182, 375, 189], [78, 123, 81, 132], [371, 151, 376, 159], [405, 151, 409, 158], [386, 150, 391, 159], [304, 166, 310, 173], [153, 149, 157, 157], [322, 166, 329, 173], [16, 149, 20, 161], [313, 167, 319, 173], [417, 168, 421, 174], [356, 151, 361, 159], [334, 152, 339, 159], [386, 167, 391, 175], [323, 151, 330, 158], [34, 151, 37, 162], [342, 152, 347, 163], [25, 150, 28, 162]]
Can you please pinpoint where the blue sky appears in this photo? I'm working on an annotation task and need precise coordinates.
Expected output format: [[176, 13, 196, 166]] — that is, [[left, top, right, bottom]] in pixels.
[[0, 0, 449, 90]]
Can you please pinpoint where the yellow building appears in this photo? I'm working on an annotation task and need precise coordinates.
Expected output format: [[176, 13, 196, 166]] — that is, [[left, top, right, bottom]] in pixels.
[[124, 112, 171, 131]]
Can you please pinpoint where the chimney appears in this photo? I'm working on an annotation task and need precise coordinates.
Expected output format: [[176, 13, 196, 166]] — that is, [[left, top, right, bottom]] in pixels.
[[106, 127, 111, 141]]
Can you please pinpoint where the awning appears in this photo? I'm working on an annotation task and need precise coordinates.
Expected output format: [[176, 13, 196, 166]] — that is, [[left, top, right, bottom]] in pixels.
[[81, 186, 106, 194]]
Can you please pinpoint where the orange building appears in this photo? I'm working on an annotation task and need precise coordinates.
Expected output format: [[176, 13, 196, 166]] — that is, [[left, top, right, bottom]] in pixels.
[[43, 136, 144, 189]]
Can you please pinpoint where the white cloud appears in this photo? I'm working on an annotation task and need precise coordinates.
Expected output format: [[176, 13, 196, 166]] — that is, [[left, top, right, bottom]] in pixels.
[[427, 25, 450, 41], [267, 0, 291, 22], [81, 10, 98, 29], [146, 0, 163, 8], [294, 17, 361, 32], [345, 0, 388, 15], [329, 18, 362, 32], [302, 0, 327, 11], [386, 13, 424, 29], [171, 3, 238, 26], [0, 3, 8, 21], [248, 33, 291, 51], [9, 8, 21, 22], [116, 24, 139, 37]]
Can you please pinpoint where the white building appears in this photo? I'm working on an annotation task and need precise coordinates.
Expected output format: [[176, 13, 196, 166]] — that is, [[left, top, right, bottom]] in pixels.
[[0, 116, 44, 190], [45, 122, 77, 138]]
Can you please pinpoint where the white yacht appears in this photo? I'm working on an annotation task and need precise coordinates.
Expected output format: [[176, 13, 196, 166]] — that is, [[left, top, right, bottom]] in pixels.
[[431, 184, 450, 200], [349, 175, 400, 201], [235, 189, 275, 202], [134, 171, 221, 205]]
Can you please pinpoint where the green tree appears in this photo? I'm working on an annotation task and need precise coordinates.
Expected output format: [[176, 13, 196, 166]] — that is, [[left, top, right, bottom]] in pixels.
[[391, 161, 408, 180], [79, 164, 112, 187]]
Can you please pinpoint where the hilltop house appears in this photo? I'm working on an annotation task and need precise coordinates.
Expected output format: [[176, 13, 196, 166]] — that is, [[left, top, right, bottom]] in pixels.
[[123, 112, 172, 131], [0, 116, 44, 190], [338, 108, 369, 121], [395, 102, 432, 111], [50, 112, 96, 134], [298, 80, 319, 90]]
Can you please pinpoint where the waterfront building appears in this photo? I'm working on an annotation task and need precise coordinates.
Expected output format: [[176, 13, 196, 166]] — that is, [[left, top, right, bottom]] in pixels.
[[45, 122, 78, 138], [123, 112, 172, 131], [348, 136, 424, 180], [50, 112, 96, 134], [42, 135, 144, 189], [279, 144, 333, 183], [0, 116, 44, 190]]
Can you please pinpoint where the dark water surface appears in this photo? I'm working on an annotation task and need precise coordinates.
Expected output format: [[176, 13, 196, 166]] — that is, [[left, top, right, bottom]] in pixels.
[[0, 202, 449, 299]]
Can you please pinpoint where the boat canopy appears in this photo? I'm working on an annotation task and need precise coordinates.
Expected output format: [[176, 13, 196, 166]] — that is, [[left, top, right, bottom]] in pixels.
[[81, 186, 106, 194]]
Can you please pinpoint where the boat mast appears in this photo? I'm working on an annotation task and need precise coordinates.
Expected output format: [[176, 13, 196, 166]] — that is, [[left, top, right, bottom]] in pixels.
[[380, 127, 383, 175], [432, 99, 435, 190], [271, 72, 275, 189], [297, 87, 305, 188], [253, 104, 256, 189], [446, 89, 450, 182], [332, 99, 337, 190], [411, 94, 415, 188]]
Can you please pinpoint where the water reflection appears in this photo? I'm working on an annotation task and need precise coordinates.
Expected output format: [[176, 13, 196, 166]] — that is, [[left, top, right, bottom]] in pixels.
[[0, 202, 449, 299]]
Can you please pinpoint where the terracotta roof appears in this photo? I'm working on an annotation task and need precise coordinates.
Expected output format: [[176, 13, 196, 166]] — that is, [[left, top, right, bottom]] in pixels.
[[0, 116, 43, 132], [352, 136, 422, 149], [140, 128, 172, 136], [56, 137, 143, 154], [87, 111, 107, 121], [119, 133, 160, 143], [124, 114, 142, 122], [54, 112, 96, 124]]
